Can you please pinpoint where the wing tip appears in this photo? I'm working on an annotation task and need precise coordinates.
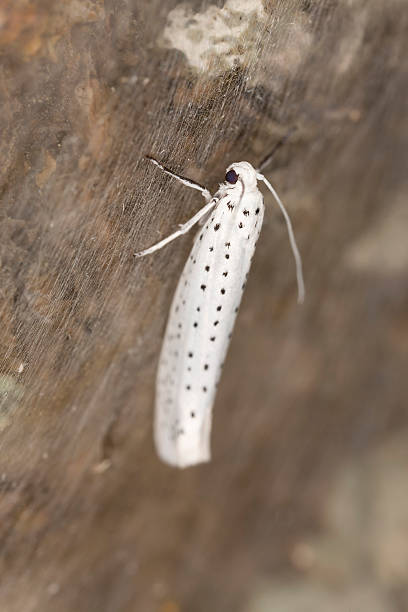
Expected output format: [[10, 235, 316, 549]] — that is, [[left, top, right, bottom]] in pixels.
[[155, 437, 211, 469]]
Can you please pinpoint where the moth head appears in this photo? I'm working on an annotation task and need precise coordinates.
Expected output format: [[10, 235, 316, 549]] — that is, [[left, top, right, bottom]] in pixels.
[[224, 161, 258, 191]]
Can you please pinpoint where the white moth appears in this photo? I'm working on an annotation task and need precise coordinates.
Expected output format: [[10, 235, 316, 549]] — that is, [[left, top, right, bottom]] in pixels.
[[135, 157, 304, 468]]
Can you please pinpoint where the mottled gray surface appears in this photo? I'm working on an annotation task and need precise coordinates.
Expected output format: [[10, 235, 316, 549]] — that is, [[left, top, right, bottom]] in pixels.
[[0, 1, 407, 611]]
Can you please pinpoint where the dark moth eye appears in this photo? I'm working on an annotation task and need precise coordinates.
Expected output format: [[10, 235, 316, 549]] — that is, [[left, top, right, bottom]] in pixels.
[[225, 169, 239, 184]]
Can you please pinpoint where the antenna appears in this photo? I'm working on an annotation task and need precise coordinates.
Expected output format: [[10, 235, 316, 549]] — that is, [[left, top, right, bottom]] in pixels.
[[257, 126, 297, 174], [257, 172, 305, 304]]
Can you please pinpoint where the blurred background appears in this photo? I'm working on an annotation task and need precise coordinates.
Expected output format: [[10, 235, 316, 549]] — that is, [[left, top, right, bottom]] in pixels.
[[0, 0, 407, 610]]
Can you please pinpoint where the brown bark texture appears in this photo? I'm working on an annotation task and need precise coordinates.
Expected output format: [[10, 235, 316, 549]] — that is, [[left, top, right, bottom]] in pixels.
[[0, 1, 407, 611]]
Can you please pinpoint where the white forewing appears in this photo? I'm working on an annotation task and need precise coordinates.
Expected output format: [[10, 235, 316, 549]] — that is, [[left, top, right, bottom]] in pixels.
[[155, 184, 264, 467], [136, 157, 304, 469]]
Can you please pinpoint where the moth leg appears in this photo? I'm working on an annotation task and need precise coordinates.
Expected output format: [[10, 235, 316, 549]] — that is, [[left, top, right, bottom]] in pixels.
[[146, 156, 211, 202], [135, 198, 217, 258], [198, 208, 213, 227]]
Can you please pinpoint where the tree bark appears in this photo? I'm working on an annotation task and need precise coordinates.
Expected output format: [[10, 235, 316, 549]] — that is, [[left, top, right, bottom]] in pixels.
[[1, 1, 407, 610]]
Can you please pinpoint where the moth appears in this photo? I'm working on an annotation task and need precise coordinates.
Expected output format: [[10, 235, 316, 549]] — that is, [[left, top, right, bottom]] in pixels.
[[135, 156, 304, 468]]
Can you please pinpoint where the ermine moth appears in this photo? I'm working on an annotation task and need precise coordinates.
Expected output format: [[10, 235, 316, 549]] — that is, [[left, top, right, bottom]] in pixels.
[[135, 156, 304, 468]]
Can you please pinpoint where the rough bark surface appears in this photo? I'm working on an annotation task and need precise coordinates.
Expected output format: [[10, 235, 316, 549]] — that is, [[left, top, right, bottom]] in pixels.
[[1, 1, 407, 611]]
